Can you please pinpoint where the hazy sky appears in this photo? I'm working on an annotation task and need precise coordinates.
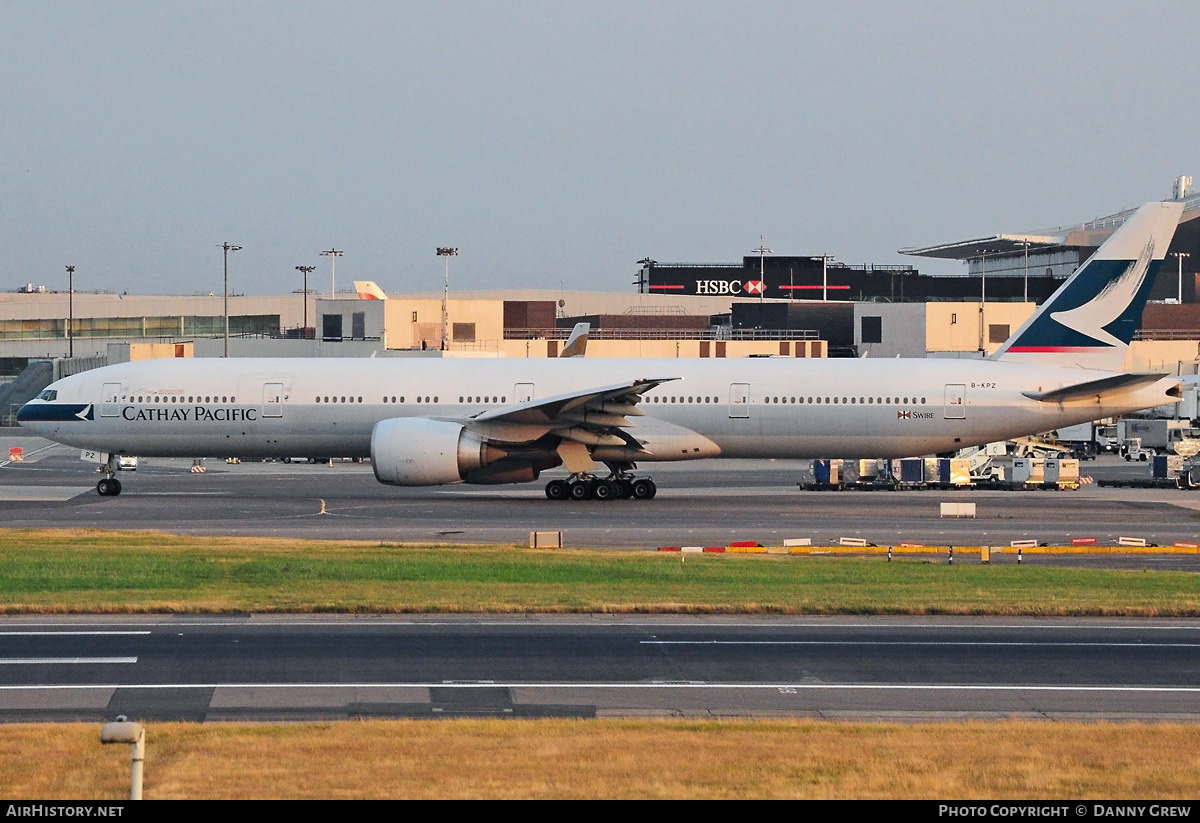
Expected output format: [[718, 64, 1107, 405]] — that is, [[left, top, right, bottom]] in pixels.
[[3, 1, 1196, 297]]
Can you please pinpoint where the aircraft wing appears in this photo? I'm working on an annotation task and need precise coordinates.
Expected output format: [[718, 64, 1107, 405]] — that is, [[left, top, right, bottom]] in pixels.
[[1022, 372, 1175, 403], [463, 378, 676, 449]]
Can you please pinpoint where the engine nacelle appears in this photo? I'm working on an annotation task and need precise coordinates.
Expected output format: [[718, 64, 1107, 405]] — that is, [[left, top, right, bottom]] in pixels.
[[372, 418, 504, 486]]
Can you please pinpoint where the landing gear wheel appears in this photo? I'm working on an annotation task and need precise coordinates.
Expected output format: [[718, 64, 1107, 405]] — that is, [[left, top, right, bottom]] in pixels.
[[631, 478, 657, 500], [569, 480, 593, 500], [545, 479, 569, 500], [593, 479, 618, 500], [97, 478, 122, 497], [616, 479, 634, 499]]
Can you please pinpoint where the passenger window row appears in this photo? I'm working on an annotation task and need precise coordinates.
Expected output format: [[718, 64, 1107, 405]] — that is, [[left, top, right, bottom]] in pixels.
[[764, 396, 928, 405], [122, 395, 233, 403], [649, 396, 718, 404]]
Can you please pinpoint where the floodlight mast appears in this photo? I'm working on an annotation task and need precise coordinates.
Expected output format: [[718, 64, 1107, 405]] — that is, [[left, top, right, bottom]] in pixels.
[[1172, 252, 1190, 304], [976, 250, 995, 354], [437, 247, 458, 351], [751, 238, 771, 303], [1022, 240, 1031, 303], [295, 265, 316, 337], [65, 266, 75, 358], [320, 249, 343, 299], [811, 254, 834, 302], [218, 243, 242, 358]]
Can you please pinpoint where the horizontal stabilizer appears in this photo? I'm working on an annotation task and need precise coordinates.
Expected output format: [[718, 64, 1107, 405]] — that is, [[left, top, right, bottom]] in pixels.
[[1022, 372, 1175, 403]]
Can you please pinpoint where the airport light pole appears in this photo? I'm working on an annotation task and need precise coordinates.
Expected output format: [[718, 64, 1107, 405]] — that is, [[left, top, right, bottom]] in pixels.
[[811, 254, 834, 302], [977, 251, 990, 355], [752, 238, 771, 303], [320, 249, 343, 299], [295, 265, 315, 337], [437, 247, 457, 350], [1021, 240, 1030, 303], [1172, 252, 1190, 304], [218, 243, 242, 358], [65, 265, 74, 358]]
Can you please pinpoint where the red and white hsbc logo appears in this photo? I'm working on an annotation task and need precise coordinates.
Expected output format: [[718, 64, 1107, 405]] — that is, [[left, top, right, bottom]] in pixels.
[[695, 280, 767, 295], [696, 280, 743, 295]]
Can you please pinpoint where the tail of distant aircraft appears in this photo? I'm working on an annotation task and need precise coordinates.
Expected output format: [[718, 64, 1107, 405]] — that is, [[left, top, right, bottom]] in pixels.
[[559, 323, 590, 358], [990, 200, 1183, 371], [355, 281, 388, 300]]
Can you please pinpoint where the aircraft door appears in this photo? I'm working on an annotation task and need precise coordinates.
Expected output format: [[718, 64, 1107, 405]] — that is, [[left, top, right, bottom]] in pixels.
[[514, 383, 534, 404], [729, 383, 750, 418], [944, 384, 966, 419], [263, 383, 284, 418], [100, 383, 121, 417]]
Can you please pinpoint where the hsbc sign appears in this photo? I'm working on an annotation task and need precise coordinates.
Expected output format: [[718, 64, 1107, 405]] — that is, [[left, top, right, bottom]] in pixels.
[[696, 280, 765, 295]]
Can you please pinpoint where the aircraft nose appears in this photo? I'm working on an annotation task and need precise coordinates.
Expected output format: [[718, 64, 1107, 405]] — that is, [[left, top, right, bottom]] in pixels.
[[15, 399, 56, 430]]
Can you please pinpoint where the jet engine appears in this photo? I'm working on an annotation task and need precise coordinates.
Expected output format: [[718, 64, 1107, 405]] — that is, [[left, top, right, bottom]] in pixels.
[[371, 418, 508, 486]]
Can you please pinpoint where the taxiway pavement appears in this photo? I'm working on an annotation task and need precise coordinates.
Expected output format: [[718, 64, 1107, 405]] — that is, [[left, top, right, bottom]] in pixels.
[[1, 432, 1198, 559]]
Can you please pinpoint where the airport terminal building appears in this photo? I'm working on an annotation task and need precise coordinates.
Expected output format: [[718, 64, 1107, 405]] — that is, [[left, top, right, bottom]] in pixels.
[[3, 180, 1200, 421]]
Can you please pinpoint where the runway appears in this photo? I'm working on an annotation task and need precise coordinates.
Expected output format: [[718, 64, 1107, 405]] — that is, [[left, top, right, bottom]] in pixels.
[[2, 615, 1199, 722], [3, 434, 1199, 722], [2, 432, 1199, 558]]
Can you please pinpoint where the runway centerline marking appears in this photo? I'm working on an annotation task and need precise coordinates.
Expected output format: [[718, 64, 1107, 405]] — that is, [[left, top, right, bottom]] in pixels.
[[0, 631, 150, 636], [642, 640, 1200, 648], [2, 682, 1199, 693], [0, 657, 137, 665]]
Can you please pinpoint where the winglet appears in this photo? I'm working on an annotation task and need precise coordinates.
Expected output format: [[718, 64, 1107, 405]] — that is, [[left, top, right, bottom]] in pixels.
[[559, 323, 590, 358]]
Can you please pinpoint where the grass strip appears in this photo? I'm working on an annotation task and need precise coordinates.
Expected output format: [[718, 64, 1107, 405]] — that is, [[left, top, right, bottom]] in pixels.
[[4, 718, 1200, 799], [0, 529, 1198, 615]]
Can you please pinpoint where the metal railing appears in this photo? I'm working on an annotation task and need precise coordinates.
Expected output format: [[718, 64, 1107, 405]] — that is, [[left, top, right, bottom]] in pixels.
[[1134, 330, 1200, 341], [505, 327, 820, 341]]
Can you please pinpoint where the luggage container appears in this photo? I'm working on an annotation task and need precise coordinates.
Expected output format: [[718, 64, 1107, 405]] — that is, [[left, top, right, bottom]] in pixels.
[[949, 458, 972, 486], [1012, 457, 1045, 484]]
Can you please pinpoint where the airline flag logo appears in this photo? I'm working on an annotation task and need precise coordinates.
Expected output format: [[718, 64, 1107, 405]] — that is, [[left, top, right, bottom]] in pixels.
[[1046, 238, 1153, 349], [897, 410, 911, 419], [745, 280, 765, 295]]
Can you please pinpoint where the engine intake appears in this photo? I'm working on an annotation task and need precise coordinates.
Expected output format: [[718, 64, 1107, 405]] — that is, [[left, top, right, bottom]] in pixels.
[[371, 418, 507, 486]]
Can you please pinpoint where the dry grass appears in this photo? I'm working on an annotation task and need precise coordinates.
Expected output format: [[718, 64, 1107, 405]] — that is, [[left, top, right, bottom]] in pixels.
[[3, 719, 1200, 799]]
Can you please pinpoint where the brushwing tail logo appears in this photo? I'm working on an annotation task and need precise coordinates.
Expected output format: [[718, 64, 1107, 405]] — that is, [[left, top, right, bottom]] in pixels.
[[1048, 237, 1154, 348]]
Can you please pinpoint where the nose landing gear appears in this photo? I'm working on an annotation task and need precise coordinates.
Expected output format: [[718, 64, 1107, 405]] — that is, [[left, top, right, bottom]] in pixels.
[[96, 455, 122, 496]]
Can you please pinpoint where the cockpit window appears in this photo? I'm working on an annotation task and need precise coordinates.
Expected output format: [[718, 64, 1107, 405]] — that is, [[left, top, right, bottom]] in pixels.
[[37, 390, 57, 401]]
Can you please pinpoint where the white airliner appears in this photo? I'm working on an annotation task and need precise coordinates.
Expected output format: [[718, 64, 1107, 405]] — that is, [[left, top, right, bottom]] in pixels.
[[19, 201, 1185, 500]]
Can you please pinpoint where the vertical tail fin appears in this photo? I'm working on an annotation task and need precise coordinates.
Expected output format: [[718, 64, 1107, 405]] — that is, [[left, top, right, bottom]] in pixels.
[[559, 323, 590, 358], [354, 281, 388, 300], [990, 200, 1183, 371]]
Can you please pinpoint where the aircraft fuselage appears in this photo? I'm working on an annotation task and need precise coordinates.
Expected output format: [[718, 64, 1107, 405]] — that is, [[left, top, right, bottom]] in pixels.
[[18, 355, 1178, 463]]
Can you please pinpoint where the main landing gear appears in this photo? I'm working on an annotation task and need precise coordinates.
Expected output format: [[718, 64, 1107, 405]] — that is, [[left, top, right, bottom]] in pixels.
[[544, 474, 657, 501], [96, 455, 122, 496]]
